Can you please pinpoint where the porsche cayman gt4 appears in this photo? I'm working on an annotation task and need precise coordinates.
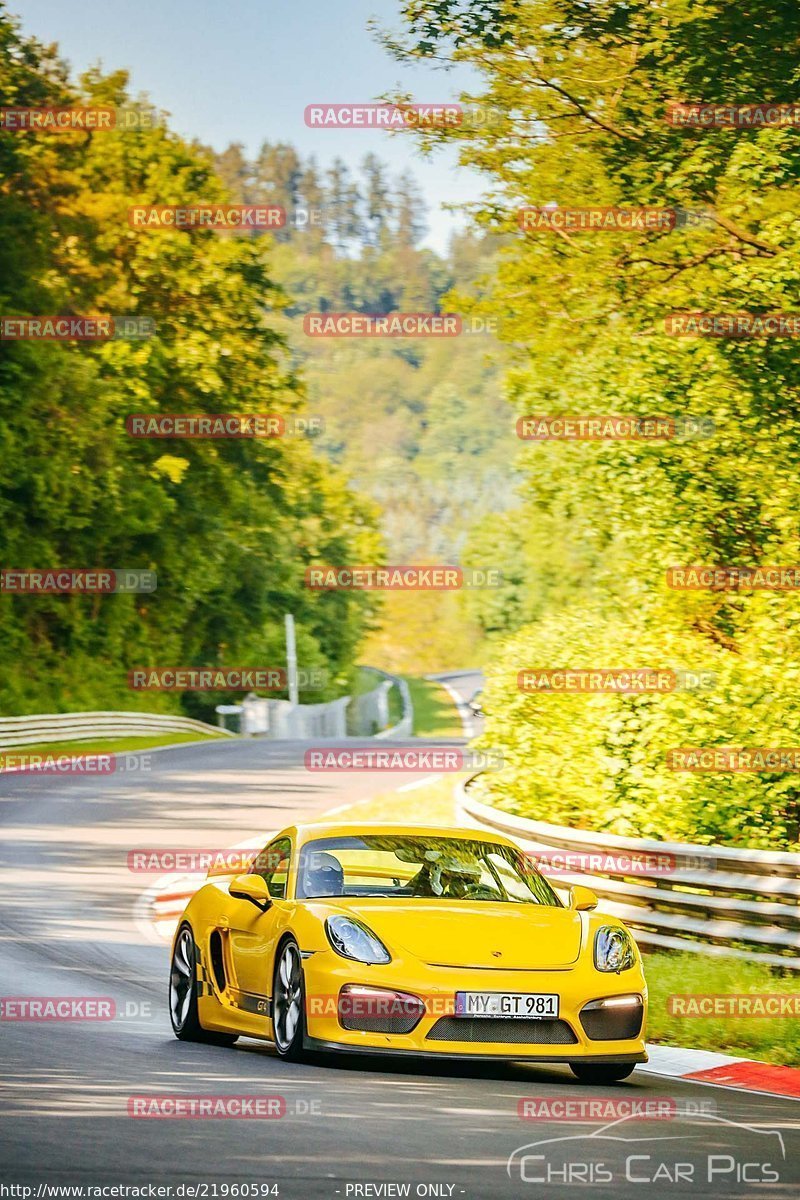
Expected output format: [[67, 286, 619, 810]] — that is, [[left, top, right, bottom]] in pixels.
[[169, 822, 647, 1081]]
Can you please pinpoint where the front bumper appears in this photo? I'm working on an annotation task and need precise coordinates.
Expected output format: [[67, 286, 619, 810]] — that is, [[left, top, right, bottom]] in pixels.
[[304, 1037, 647, 1063], [301, 949, 648, 1062]]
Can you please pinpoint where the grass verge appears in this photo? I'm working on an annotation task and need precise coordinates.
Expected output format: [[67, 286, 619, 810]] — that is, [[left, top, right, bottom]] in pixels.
[[405, 676, 463, 737], [643, 948, 800, 1066], [0, 731, 228, 761], [320, 774, 461, 826]]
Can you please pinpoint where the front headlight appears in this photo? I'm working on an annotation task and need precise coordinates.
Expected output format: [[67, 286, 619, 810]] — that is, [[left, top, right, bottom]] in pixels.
[[594, 925, 635, 973], [325, 916, 391, 964]]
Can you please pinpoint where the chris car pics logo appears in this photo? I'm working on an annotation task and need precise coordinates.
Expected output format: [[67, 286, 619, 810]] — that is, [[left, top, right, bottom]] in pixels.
[[507, 1113, 785, 1185]]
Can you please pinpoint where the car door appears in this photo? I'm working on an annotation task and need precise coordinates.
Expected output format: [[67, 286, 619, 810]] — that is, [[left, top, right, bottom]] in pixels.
[[227, 836, 292, 1010]]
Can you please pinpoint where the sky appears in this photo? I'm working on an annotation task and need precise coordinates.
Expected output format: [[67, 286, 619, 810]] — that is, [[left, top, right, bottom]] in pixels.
[[12, 0, 487, 252]]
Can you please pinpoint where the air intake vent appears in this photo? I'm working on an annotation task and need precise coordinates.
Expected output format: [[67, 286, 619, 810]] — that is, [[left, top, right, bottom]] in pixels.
[[580, 998, 643, 1041], [426, 1017, 577, 1045]]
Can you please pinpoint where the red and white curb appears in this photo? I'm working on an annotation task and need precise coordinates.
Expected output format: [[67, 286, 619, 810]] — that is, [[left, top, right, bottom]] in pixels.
[[132, 871, 204, 944], [132, 835, 271, 944], [643, 1044, 800, 1100]]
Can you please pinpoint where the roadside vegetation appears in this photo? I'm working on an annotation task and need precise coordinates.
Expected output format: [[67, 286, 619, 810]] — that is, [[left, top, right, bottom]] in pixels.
[[389, 1, 800, 850], [0, 12, 381, 719]]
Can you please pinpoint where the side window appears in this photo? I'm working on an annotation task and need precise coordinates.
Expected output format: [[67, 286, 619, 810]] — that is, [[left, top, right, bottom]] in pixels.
[[487, 852, 534, 902], [251, 837, 291, 898]]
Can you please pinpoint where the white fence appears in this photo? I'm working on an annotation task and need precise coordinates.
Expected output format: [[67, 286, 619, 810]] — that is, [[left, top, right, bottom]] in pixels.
[[346, 678, 392, 736], [369, 669, 413, 739], [238, 694, 351, 739], [231, 669, 412, 740], [458, 776, 800, 970], [0, 710, 232, 750]]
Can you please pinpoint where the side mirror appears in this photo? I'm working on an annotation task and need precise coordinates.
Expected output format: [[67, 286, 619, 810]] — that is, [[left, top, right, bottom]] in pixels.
[[570, 885, 598, 911], [228, 874, 272, 912]]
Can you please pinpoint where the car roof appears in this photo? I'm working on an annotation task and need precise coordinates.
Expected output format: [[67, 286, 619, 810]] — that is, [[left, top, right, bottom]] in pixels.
[[270, 821, 517, 850]]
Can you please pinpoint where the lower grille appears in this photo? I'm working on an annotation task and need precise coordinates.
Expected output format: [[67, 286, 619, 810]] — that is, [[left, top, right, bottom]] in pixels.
[[340, 1012, 421, 1034], [426, 1017, 577, 1045]]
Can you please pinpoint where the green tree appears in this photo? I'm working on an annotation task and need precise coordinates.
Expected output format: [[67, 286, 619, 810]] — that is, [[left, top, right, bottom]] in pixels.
[[389, 0, 800, 847], [0, 10, 380, 716]]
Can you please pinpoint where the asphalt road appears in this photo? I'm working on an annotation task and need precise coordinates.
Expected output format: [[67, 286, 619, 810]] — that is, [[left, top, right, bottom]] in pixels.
[[1, 673, 798, 1198]]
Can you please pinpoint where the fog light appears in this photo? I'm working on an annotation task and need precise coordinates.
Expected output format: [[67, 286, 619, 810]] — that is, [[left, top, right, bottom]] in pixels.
[[338, 985, 425, 1033]]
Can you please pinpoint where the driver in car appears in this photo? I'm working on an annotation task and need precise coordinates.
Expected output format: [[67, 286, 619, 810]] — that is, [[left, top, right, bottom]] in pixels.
[[409, 855, 483, 898], [303, 850, 344, 897]]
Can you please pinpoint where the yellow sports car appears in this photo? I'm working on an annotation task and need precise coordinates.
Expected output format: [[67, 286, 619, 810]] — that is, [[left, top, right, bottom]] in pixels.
[[169, 822, 647, 1082]]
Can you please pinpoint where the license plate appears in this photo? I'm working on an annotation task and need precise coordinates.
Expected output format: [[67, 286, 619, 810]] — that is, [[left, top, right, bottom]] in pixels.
[[454, 991, 559, 1019]]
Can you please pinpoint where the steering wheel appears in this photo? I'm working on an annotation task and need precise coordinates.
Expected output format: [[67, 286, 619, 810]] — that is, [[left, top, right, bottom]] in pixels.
[[463, 883, 501, 900]]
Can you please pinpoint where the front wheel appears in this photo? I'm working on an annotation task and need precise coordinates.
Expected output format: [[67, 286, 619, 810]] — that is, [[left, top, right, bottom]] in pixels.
[[169, 924, 237, 1045], [569, 1062, 636, 1084], [272, 939, 306, 1061]]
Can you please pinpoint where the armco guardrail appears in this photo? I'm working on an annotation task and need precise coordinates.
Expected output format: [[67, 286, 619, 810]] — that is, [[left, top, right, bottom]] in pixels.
[[0, 711, 234, 750], [373, 671, 413, 739], [458, 775, 800, 970]]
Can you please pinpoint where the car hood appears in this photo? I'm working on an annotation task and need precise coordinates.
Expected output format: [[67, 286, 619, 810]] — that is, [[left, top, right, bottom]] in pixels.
[[323, 900, 584, 969]]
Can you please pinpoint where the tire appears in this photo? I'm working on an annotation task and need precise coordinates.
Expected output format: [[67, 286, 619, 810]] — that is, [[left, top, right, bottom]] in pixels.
[[569, 1062, 636, 1084], [169, 923, 238, 1045], [272, 938, 306, 1061]]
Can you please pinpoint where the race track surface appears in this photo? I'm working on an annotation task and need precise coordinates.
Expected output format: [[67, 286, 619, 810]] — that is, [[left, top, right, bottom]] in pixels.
[[2, 678, 797, 1198]]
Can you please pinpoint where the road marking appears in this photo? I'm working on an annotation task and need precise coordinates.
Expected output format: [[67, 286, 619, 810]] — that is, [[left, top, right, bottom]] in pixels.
[[397, 773, 442, 792], [322, 801, 352, 816], [437, 679, 475, 738]]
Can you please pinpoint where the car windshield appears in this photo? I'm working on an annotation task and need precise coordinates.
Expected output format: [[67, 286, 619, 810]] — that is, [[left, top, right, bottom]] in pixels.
[[296, 834, 561, 906]]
